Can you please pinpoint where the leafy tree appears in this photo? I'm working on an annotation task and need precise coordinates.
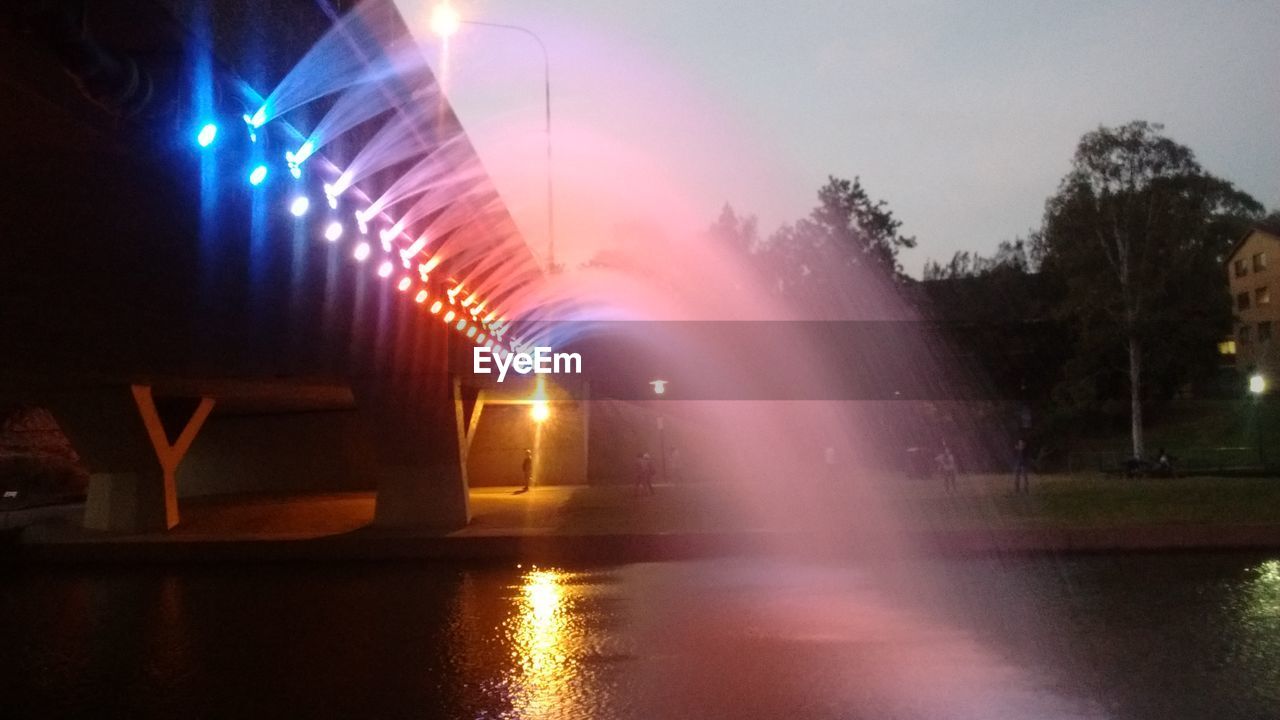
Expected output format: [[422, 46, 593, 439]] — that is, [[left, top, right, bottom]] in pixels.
[[922, 239, 1031, 280], [708, 204, 762, 255], [1033, 121, 1262, 458], [763, 176, 916, 300]]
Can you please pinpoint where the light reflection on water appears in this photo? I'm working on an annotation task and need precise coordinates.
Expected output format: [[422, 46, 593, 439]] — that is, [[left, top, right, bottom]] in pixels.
[[506, 568, 576, 718], [1246, 559, 1280, 619], [2, 554, 1279, 719]]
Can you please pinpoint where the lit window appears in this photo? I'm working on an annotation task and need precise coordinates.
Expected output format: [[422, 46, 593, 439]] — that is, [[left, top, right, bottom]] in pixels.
[[1218, 340, 1237, 356], [1261, 321, 1273, 343], [1238, 292, 1251, 311], [1240, 325, 1253, 344], [1257, 286, 1271, 306], [1254, 252, 1268, 272], [1236, 259, 1248, 277]]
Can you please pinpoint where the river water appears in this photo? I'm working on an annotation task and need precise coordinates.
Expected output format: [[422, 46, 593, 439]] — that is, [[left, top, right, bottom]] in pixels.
[[3, 553, 1278, 719]]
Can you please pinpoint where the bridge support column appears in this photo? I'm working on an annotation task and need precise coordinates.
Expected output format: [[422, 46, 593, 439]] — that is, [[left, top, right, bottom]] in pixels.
[[47, 384, 213, 533], [364, 376, 472, 531]]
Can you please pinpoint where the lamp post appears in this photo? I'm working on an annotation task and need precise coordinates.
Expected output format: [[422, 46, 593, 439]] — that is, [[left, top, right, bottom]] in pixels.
[[431, 3, 556, 273], [651, 380, 667, 483], [1249, 373, 1267, 468]]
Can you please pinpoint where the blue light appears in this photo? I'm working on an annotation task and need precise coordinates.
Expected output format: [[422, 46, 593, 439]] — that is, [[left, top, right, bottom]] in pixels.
[[289, 196, 310, 217], [245, 106, 267, 129], [196, 123, 218, 147], [248, 165, 268, 186]]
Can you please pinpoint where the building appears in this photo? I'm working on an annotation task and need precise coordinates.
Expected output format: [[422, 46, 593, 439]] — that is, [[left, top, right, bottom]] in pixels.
[[1226, 225, 1280, 385]]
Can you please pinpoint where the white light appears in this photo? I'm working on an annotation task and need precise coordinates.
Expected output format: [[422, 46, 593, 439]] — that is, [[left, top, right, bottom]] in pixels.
[[397, 277, 412, 291], [415, 290, 429, 304], [289, 196, 310, 217], [377, 261, 393, 278], [353, 242, 371, 262], [444, 310, 456, 323], [650, 379, 668, 395], [402, 236, 427, 260], [196, 123, 218, 147], [431, 3, 461, 37], [245, 106, 267, 128], [1250, 374, 1267, 395], [324, 222, 344, 242]]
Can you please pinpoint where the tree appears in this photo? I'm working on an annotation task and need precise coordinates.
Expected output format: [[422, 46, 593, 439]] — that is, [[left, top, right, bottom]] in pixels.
[[1034, 121, 1262, 458], [922, 239, 1031, 280], [763, 176, 916, 299], [708, 203, 761, 255]]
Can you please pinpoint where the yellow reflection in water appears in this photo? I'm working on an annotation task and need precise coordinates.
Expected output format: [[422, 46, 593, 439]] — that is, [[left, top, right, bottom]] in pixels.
[[506, 567, 579, 718], [1246, 559, 1280, 618]]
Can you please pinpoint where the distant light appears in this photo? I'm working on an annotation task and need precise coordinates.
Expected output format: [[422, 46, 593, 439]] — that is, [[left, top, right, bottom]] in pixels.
[[456, 319, 466, 331], [476, 333, 486, 344], [196, 123, 218, 147], [289, 196, 310, 217], [327, 195, 338, 209], [650, 379, 668, 396], [414, 290, 429, 304], [397, 277, 412, 291], [431, 3, 462, 37], [444, 310, 456, 323], [377, 261, 393, 278], [324, 222, 344, 242], [248, 165, 268, 186], [530, 401, 550, 423], [1250, 373, 1267, 395], [353, 242, 371, 262], [289, 166, 302, 179], [466, 326, 477, 338]]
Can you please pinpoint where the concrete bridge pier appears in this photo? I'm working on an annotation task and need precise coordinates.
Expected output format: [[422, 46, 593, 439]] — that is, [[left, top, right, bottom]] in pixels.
[[46, 384, 213, 533], [359, 376, 472, 532]]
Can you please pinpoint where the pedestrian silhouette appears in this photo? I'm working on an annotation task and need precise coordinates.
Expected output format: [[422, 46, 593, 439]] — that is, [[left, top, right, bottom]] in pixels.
[[521, 449, 533, 492]]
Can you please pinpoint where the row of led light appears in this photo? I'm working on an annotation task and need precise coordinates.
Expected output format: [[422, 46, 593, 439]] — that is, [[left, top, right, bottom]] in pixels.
[[196, 116, 514, 355]]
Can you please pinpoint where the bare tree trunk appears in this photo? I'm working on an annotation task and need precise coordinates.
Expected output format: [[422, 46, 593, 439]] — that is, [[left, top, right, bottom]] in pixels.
[[1128, 334, 1144, 459]]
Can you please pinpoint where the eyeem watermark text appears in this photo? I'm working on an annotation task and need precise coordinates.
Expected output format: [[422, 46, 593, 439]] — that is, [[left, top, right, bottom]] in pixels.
[[474, 346, 582, 382]]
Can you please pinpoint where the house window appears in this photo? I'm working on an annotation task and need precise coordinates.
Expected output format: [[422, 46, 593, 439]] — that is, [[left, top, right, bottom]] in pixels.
[[1237, 292, 1251, 310], [1257, 286, 1271, 306], [1261, 321, 1273, 343], [1254, 252, 1268, 272], [1218, 340, 1237, 356], [1239, 325, 1252, 344], [1236, 259, 1248, 277]]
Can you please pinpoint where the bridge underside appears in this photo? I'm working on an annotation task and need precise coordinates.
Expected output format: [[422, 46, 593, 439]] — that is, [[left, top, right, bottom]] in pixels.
[[0, 1, 552, 532]]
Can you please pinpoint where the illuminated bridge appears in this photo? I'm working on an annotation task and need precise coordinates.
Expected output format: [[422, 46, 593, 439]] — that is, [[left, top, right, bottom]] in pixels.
[[0, 0, 574, 532]]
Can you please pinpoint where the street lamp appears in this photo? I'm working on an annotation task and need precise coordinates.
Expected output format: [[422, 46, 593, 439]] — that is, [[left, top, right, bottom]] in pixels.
[[652, 379, 667, 482], [530, 401, 550, 423], [1250, 373, 1267, 396], [431, 4, 556, 273]]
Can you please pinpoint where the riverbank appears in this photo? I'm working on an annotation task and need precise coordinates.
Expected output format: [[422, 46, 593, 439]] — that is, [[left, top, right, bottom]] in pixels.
[[7, 475, 1280, 564]]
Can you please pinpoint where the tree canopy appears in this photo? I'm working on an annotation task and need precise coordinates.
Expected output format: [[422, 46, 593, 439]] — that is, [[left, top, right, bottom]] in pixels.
[[1032, 121, 1262, 456]]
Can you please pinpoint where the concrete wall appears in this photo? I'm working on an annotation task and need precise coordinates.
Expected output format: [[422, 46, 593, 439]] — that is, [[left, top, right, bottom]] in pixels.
[[466, 403, 587, 486], [176, 410, 378, 497]]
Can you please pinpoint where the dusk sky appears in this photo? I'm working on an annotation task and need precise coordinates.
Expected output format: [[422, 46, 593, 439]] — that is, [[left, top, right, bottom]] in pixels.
[[401, 0, 1280, 276]]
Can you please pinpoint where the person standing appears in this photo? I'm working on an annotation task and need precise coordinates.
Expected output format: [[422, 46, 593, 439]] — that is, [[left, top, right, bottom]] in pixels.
[[1013, 437, 1030, 495], [521, 449, 533, 492], [634, 452, 655, 496], [937, 442, 958, 493]]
